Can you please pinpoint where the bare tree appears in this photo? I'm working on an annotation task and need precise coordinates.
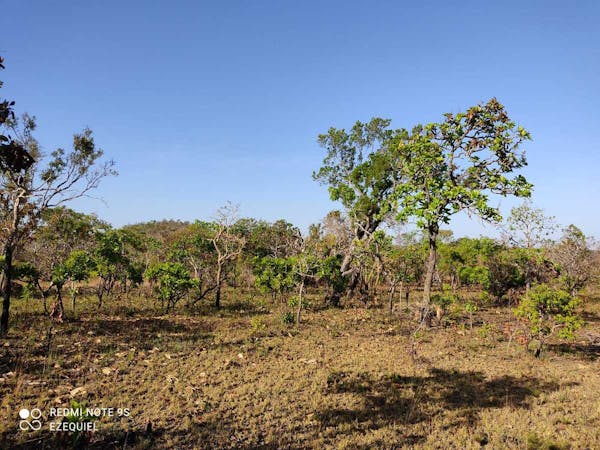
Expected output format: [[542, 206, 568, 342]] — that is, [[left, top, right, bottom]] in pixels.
[[212, 203, 245, 308], [501, 201, 557, 291], [550, 225, 596, 296], [502, 201, 557, 249]]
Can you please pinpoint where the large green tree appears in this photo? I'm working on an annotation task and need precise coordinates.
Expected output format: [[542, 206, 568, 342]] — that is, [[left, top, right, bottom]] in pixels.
[[313, 118, 400, 298], [392, 98, 532, 313]]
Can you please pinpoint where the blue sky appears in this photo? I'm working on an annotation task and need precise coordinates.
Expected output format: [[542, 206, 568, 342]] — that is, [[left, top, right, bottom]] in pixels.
[[2, 1, 599, 237]]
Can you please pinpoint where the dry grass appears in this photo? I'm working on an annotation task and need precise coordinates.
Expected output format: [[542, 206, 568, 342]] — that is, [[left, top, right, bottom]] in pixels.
[[1, 289, 599, 449]]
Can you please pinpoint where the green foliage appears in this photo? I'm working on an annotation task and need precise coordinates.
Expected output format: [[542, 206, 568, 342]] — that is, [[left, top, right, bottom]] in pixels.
[[525, 432, 569, 450], [63, 399, 93, 447], [288, 296, 310, 309], [431, 292, 457, 310], [253, 257, 295, 298], [313, 119, 400, 293], [485, 250, 527, 301], [145, 262, 196, 312], [458, 266, 489, 287], [313, 118, 398, 223], [63, 250, 95, 282], [281, 311, 295, 325], [514, 284, 582, 341], [237, 219, 300, 259], [317, 255, 347, 297], [53, 250, 94, 288], [168, 221, 215, 265], [393, 98, 532, 229], [13, 261, 39, 281], [20, 283, 34, 301], [389, 99, 532, 305], [250, 317, 267, 335], [92, 228, 141, 302], [479, 291, 491, 304], [478, 322, 494, 339], [464, 302, 478, 314]]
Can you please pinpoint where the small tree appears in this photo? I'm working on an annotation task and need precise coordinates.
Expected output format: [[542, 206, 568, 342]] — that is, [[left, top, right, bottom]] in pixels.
[[24, 208, 106, 312], [382, 243, 423, 312], [169, 221, 219, 305], [145, 262, 196, 313], [291, 253, 320, 325], [46, 250, 94, 318], [253, 256, 295, 302], [485, 249, 527, 303], [92, 229, 138, 307], [503, 201, 557, 291], [550, 225, 595, 296], [513, 283, 582, 356], [63, 250, 95, 312], [316, 255, 348, 307], [211, 203, 245, 308]]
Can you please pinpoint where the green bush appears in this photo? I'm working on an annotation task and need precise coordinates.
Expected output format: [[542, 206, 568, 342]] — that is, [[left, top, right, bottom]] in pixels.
[[458, 265, 489, 287], [252, 257, 294, 299], [281, 311, 295, 325], [145, 262, 196, 312], [287, 296, 310, 309], [431, 292, 457, 310], [250, 317, 267, 334], [514, 284, 582, 352], [485, 250, 527, 302]]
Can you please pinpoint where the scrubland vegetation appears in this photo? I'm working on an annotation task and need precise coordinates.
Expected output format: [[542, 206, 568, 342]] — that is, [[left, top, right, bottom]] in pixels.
[[1, 56, 599, 448]]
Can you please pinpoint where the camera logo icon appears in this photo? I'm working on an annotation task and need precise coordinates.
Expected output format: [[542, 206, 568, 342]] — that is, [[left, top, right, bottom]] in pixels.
[[18, 408, 43, 431]]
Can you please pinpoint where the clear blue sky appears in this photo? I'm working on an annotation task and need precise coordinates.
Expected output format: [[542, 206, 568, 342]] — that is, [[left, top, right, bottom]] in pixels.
[[2, 1, 599, 237]]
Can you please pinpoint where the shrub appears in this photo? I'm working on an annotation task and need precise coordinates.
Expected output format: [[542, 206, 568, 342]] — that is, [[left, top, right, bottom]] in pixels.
[[287, 296, 310, 309], [458, 265, 489, 287], [485, 251, 527, 302], [431, 292, 457, 310], [253, 257, 294, 300], [281, 311, 295, 325], [250, 317, 267, 335], [513, 283, 582, 355], [145, 262, 196, 312], [464, 301, 478, 329]]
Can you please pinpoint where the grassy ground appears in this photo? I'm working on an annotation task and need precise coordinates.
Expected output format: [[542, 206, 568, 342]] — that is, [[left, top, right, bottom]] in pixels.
[[1, 288, 599, 449]]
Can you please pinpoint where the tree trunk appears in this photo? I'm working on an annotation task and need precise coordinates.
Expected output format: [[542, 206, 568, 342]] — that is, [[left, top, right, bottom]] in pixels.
[[215, 264, 222, 309], [36, 281, 54, 315], [399, 281, 404, 306], [296, 279, 304, 324], [97, 287, 104, 308], [42, 292, 48, 314], [388, 282, 396, 314], [340, 251, 359, 294], [422, 226, 439, 306], [0, 245, 14, 335], [70, 282, 77, 312], [420, 225, 439, 323], [56, 287, 65, 318]]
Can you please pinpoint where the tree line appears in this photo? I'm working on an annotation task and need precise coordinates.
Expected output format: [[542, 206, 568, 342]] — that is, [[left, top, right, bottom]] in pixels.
[[4, 201, 598, 343]]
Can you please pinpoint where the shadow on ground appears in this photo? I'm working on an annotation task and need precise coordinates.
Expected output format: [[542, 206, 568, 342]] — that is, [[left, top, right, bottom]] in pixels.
[[317, 367, 570, 435], [547, 342, 600, 361]]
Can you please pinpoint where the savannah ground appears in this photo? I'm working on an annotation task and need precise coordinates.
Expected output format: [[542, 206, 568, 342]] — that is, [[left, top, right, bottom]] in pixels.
[[1, 289, 599, 449]]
